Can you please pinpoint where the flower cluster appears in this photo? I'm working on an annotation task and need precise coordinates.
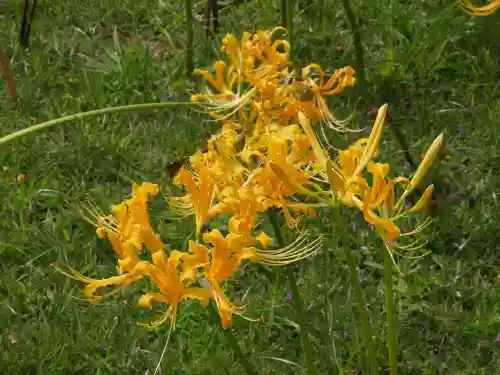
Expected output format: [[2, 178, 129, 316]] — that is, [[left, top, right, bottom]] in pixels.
[[287, 106, 444, 245], [64, 29, 442, 330]]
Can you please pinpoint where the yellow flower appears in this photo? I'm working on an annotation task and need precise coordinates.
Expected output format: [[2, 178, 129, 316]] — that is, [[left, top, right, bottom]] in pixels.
[[199, 229, 258, 327], [221, 28, 291, 82], [266, 128, 313, 191], [195, 227, 321, 327], [296, 104, 387, 207], [66, 191, 213, 329], [193, 28, 292, 120], [354, 162, 402, 241], [351, 160, 437, 243], [220, 32, 256, 77], [137, 250, 212, 328], [299, 64, 357, 132], [171, 153, 218, 239], [82, 182, 164, 273], [459, 0, 500, 16], [192, 60, 257, 119], [59, 260, 154, 301]]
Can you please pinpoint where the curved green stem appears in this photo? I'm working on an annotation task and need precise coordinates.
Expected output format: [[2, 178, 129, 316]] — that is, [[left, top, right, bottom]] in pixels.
[[0, 102, 197, 147], [268, 210, 316, 375], [382, 244, 398, 375], [332, 208, 379, 375]]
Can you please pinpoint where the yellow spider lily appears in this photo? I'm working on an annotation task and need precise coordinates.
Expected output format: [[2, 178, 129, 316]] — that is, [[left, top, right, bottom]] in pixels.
[[192, 60, 257, 119], [297, 104, 388, 207], [187, 227, 322, 327], [59, 261, 154, 301], [221, 28, 290, 82], [300, 64, 357, 132], [172, 153, 218, 239], [352, 132, 443, 243], [188, 229, 258, 327], [81, 182, 165, 272], [137, 250, 212, 328]]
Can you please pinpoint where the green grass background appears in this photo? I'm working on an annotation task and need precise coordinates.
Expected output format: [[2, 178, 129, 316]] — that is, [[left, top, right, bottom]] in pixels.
[[0, 0, 499, 373]]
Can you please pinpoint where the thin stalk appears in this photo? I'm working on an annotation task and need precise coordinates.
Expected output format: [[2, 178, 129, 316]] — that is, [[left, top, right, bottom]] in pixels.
[[207, 304, 255, 375], [332, 207, 379, 375], [382, 244, 398, 375], [340, 0, 366, 88], [0, 47, 17, 104], [286, 0, 294, 53], [0, 102, 197, 147], [268, 210, 316, 375], [387, 119, 416, 170], [280, 0, 288, 28], [185, 0, 194, 75]]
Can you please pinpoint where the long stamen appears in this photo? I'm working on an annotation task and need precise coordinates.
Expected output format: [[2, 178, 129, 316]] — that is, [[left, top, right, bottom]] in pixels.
[[318, 98, 356, 133], [395, 237, 427, 251], [256, 233, 323, 265], [383, 241, 402, 274], [391, 242, 430, 259], [79, 197, 110, 228], [400, 217, 433, 237]]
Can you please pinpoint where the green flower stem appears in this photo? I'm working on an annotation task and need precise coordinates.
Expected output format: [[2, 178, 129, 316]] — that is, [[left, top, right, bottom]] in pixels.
[[387, 119, 416, 170], [382, 244, 398, 375], [280, 0, 287, 28], [286, 0, 294, 54], [268, 210, 316, 375], [207, 304, 255, 375], [340, 0, 366, 88], [341, 0, 415, 174], [0, 102, 197, 147], [185, 0, 194, 75], [332, 207, 379, 375]]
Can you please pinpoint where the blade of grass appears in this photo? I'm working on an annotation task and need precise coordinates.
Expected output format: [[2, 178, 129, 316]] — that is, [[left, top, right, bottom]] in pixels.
[[207, 304, 256, 375], [268, 210, 316, 375], [331, 206, 379, 375]]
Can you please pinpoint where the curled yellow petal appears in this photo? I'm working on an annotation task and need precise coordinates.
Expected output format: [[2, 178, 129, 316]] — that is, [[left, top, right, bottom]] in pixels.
[[408, 133, 444, 191], [347, 103, 387, 183], [459, 0, 500, 16], [409, 184, 435, 213], [325, 159, 345, 196], [298, 111, 329, 168], [256, 231, 273, 248], [268, 162, 315, 196], [138, 293, 156, 308]]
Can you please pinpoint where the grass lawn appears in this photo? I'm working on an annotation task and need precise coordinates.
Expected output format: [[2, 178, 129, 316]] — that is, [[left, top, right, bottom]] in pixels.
[[0, 0, 499, 373]]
